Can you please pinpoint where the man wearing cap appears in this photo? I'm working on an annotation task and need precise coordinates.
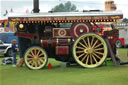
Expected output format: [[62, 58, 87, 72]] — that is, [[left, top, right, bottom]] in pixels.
[[12, 39, 18, 67]]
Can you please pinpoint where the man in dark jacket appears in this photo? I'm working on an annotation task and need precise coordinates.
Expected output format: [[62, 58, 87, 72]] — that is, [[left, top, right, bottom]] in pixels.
[[12, 39, 18, 67]]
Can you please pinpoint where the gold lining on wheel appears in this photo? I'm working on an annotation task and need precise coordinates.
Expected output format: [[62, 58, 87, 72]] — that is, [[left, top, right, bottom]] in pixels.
[[73, 33, 108, 68], [24, 47, 48, 70]]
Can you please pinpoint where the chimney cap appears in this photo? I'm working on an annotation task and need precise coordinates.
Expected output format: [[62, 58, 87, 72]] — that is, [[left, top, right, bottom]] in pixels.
[[106, 0, 114, 2]]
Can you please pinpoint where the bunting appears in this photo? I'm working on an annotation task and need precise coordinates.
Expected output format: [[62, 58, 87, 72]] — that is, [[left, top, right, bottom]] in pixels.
[[26, 9, 29, 14], [3, 10, 8, 16], [10, 8, 13, 13]]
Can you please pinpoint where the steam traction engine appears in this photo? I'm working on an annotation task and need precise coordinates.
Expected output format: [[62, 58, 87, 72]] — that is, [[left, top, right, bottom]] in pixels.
[[8, 10, 123, 69]]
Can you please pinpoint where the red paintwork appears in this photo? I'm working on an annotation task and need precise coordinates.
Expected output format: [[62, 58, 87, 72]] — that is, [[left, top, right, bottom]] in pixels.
[[71, 23, 93, 39], [15, 32, 39, 40], [44, 26, 52, 36], [56, 46, 69, 55], [0, 19, 7, 23], [119, 38, 125, 45], [41, 38, 57, 48], [94, 26, 97, 30], [41, 38, 49, 48], [103, 29, 119, 49], [53, 28, 71, 38], [41, 38, 71, 48], [8, 15, 123, 22], [57, 39, 71, 45], [100, 25, 104, 32]]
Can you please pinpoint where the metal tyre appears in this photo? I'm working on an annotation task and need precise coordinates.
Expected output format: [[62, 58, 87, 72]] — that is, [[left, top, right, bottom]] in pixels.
[[6, 49, 12, 57], [73, 33, 108, 68], [24, 46, 48, 70]]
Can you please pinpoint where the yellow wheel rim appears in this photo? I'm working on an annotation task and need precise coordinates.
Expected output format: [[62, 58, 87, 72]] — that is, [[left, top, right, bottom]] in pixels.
[[24, 46, 48, 70], [73, 33, 108, 68]]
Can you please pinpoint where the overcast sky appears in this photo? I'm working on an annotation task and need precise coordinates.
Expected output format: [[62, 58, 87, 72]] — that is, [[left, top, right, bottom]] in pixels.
[[0, 0, 128, 19]]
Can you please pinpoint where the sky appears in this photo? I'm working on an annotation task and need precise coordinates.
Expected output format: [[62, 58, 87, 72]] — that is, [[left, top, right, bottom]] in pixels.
[[0, 0, 128, 19]]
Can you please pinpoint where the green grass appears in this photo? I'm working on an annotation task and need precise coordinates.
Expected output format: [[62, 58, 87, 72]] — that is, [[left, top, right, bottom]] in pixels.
[[117, 48, 128, 62], [0, 48, 128, 85]]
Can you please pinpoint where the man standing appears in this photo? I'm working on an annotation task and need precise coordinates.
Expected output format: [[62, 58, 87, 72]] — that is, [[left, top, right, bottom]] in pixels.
[[12, 39, 18, 67]]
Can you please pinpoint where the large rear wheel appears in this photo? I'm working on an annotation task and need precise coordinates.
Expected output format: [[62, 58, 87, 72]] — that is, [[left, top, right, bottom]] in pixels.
[[24, 46, 48, 70], [73, 33, 108, 68]]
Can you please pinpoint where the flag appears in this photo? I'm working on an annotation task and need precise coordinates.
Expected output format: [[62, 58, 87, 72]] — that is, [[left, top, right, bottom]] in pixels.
[[3, 10, 8, 16], [10, 8, 13, 13], [26, 9, 29, 14]]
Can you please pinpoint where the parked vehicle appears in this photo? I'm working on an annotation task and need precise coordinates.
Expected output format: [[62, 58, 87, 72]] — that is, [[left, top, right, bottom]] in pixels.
[[0, 40, 12, 57], [115, 27, 128, 48], [0, 32, 18, 44]]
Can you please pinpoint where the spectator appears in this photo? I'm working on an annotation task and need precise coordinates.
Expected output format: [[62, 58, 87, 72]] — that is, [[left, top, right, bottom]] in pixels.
[[11, 39, 18, 67]]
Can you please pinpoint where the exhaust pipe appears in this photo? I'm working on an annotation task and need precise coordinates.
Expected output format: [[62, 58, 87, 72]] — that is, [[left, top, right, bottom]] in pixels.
[[33, 0, 40, 13]]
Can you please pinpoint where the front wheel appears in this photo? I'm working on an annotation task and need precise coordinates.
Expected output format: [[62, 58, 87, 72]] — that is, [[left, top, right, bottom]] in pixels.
[[5, 49, 12, 57], [73, 33, 108, 68], [24, 46, 48, 70], [115, 40, 122, 48]]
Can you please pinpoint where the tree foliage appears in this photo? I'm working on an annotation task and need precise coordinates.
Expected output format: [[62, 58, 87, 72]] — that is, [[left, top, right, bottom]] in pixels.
[[122, 18, 128, 23], [51, 1, 77, 12]]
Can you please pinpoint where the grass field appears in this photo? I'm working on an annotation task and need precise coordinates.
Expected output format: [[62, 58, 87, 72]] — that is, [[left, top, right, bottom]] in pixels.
[[117, 48, 128, 62], [0, 48, 128, 85]]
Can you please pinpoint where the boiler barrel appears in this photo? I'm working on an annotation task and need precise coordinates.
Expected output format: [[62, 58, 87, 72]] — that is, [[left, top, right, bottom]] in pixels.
[[40, 38, 71, 48]]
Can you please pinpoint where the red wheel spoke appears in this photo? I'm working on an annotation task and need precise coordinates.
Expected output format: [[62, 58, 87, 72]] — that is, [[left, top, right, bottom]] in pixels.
[[94, 43, 103, 49], [82, 38, 88, 47], [95, 48, 104, 51], [92, 39, 98, 48], [38, 53, 44, 57], [36, 50, 40, 56], [39, 57, 44, 60], [31, 60, 35, 66], [27, 53, 33, 57], [77, 53, 85, 58], [91, 36, 95, 47], [93, 53, 101, 59], [81, 54, 88, 62], [85, 55, 89, 64], [37, 60, 41, 66], [76, 46, 85, 50], [39, 58, 44, 64], [90, 54, 93, 64], [28, 60, 33, 64], [92, 54, 98, 63], [34, 61, 38, 68], [95, 52, 104, 55], [34, 49, 37, 55], [87, 37, 91, 47], [31, 50, 35, 56], [27, 58, 33, 60], [76, 51, 84, 54], [79, 42, 87, 48]]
